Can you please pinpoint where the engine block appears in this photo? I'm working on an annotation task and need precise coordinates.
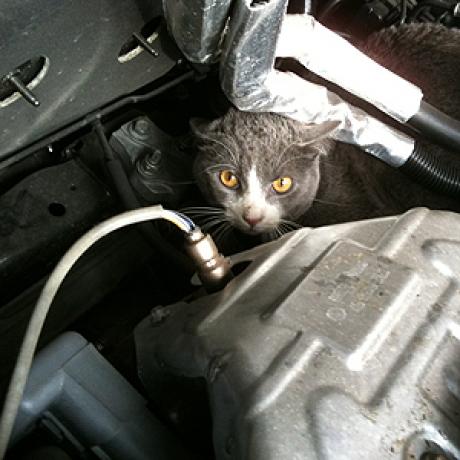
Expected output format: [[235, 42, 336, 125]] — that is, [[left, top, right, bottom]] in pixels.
[[136, 208, 460, 459]]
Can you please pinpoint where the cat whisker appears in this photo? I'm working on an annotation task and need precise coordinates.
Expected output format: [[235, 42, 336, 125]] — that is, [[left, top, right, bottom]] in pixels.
[[180, 206, 224, 213], [317, 158, 340, 166], [201, 218, 228, 232], [280, 219, 303, 229], [180, 206, 226, 220], [159, 180, 196, 185], [185, 216, 225, 228], [206, 149, 236, 164], [214, 223, 233, 246], [312, 198, 348, 207], [183, 211, 227, 231], [266, 225, 281, 240], [196, 211, 228, 228], [200, 213, 226, 222], [198, 215, 218, 222], [199, 216, 225, 225], [202, 206, 223, 209], [278, 223, 291, 236], [275, 223, 293, 238], [269, 225, 281, 240], [183, 212, 225, 219], [181, 209, 224, 215], [273, 141, 304, 170], [223, 225, 234, 242], [199, 163, 236, 175], [274, 154, 318, 171], [198, 135, 238, 165], [212, 222, 231, 244]]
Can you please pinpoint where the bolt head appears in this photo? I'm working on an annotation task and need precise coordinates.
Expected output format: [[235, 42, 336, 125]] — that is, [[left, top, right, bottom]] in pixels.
[[133, 119, 151, 136]]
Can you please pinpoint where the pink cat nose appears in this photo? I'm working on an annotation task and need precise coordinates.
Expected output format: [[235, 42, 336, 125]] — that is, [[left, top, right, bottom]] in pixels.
[[243, 211, 264, 227]]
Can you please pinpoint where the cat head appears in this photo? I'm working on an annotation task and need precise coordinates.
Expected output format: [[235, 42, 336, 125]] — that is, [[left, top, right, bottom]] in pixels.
[[191, 108, 337, 235]]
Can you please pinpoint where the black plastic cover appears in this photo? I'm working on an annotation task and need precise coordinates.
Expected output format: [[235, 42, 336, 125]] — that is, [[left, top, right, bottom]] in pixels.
[[0, 0, 180, 160]]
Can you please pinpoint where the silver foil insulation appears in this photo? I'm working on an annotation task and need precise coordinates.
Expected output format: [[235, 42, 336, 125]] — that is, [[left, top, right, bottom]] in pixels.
[[164, 0, 421, 166]]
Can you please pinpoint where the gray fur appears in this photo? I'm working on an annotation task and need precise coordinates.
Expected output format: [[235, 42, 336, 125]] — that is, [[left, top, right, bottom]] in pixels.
[[192, 24, 460, 234]]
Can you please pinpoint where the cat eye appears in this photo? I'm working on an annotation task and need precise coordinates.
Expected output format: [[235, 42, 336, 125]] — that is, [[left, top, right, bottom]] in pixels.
[[219, 170, 239, 189], [272, 176, 293, 194]]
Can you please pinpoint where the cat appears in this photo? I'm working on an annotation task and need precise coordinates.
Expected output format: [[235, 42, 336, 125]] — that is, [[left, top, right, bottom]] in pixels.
[[190, 24, 460, 236]]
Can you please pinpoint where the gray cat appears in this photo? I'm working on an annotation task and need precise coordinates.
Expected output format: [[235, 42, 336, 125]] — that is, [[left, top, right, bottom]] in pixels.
[[190, 24, 460, 236]]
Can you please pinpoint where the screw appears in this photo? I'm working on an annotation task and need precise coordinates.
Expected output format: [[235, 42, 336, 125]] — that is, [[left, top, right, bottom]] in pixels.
[[150, 306, 170, 326], [144, 149, 162, 167], [133, 118, 151, 136], [137, 150, 162, 179]]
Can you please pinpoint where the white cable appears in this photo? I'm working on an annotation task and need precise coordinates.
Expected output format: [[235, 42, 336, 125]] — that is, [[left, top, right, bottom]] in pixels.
[[0, 205, 193, 457]]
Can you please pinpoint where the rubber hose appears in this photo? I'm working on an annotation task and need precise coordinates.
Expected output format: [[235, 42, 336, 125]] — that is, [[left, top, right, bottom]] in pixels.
[[104, 157, 143, 210], [408, 101, 460, 154], [409, 0, 453, 21], [399, 143, 460, 197], [94, 121, 194, 274]]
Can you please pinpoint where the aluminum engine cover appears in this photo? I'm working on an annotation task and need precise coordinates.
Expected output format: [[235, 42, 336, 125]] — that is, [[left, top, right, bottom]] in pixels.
[[135, 208, 460, 460]]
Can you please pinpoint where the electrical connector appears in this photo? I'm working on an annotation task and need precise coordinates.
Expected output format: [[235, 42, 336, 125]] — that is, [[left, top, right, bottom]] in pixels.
[[184, 228, 233, 292]]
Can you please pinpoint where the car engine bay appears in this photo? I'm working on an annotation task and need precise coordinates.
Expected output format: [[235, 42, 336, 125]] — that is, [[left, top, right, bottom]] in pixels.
[[2, 1, 460, 459]]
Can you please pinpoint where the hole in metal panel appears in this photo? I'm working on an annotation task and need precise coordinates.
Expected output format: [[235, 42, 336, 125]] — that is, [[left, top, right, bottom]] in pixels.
[[48, 202, 67, 217], [118, 17, 162, 63], [0, 56, 49, 108]]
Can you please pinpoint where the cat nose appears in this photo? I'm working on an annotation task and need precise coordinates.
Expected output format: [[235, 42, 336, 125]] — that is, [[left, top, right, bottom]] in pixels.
[[243, 210, 264, 227]]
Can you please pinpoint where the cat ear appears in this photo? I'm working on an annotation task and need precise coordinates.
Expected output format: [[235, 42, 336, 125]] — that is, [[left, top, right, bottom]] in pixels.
[[189, 117, 219, 140], [295, 120, 340, 146]]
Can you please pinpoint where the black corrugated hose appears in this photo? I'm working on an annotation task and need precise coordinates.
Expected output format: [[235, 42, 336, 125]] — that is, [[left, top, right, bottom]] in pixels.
[[399, 100, 460, 198], [408, 101, 460, 154], [400, 142, 460, 197]]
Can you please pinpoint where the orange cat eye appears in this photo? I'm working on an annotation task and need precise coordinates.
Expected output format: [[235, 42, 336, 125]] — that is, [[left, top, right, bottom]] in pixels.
[[272, 176, 293, 194], [219, 170, 239, 189]]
